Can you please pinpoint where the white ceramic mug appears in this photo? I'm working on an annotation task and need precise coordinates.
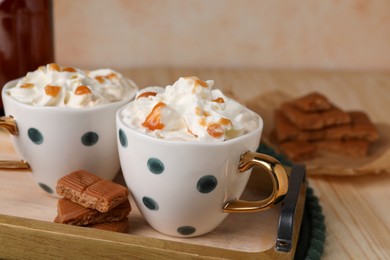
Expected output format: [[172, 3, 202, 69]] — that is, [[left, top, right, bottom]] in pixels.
[[116, 105, 289, 237], [0, 79, 137, 195]]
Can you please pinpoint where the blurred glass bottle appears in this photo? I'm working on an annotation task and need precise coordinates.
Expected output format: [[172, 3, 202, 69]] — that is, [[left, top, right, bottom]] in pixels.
[[0, 0, 54, 115]]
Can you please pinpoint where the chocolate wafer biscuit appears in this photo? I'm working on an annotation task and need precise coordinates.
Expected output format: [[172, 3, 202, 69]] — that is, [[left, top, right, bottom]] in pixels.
[[89, 218, 129, 233], [54, 198, 131, 226], [273, 91, 379, 161], [281, 102, 351, 130], [317, 140, 370, 157], [274, 110, 324, 142], [278, 141, 317, 161], [275, 110, 379, 143], [56, 170, 129, 212], [325, 111, 379, 142], [290, 92, 332, 112]]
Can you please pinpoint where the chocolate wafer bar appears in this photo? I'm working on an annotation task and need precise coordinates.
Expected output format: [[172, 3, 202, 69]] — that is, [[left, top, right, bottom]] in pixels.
[[325, 111, 379, 142], [281, 102, 351, 130], [290, 92, 332, 112], [56, 170, 128, 212], [275, 110, 379, 143], [54, 198, 131, 226], [274, 110, 324, 142], [89, 218, 129, 233], [317, 140, 370, 157], [279, 141, 317, 161]]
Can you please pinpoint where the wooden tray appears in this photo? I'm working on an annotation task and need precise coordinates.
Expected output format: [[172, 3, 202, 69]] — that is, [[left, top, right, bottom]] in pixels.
[[0, 131, 306, 259]]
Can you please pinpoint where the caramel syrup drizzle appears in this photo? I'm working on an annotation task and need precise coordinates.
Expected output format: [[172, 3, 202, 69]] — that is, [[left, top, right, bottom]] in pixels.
[[195, 106, 210, 117], [46, 63, 77, 73], [95, 73, 118, 83], [45, 85, 61, 97], [20, 83, 35, 89], [63, 67, 77, 72], [183, 76, 208, 94], [75, 85, 92, 95], [212, 97, 225, 103], [207, 118, 232, 139], [136, 91, 157, 100], [95, 76, 105, 83], [105, 73, 118, 80], [48, 63, 60, 71], [142, 102, 166, 131], [187, 127, 198, 137], [207, 123, 224, 138], [219, 118, 232, 126]]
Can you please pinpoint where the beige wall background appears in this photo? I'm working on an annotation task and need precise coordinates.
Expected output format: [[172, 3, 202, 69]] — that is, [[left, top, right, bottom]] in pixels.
[[53, 0, 390, 71]]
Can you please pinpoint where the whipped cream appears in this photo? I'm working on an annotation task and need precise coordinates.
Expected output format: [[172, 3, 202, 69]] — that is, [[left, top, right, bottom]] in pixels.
[[6, 63, 137, 108], [120, 77, 259, 142]]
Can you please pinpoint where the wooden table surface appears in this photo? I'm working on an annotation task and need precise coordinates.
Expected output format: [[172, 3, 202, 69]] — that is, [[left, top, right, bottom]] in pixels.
[[1, 69, 389, 259]]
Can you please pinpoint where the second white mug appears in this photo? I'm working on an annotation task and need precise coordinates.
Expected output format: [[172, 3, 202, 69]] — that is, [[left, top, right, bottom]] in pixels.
[[0, 78, 137, 195]]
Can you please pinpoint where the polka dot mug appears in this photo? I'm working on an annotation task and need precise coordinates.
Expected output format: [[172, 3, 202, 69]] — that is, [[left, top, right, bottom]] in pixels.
[[116, 105, 289, 237], [0, 79, 137, 195]]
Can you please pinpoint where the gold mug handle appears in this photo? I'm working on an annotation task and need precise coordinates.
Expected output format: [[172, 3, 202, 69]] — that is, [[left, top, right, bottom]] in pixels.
[[0, 116, 31, 171], [223, 151, 288, 213]]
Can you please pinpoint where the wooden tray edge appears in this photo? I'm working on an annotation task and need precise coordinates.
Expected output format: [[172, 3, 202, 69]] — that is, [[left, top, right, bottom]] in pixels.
[[0, 213, 293, 259]]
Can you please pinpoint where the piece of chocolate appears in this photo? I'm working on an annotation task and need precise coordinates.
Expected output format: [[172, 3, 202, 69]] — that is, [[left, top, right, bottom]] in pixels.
[[325, 111, 379, 142], [279, 141, 317, 161], [281, 103, 351, 130], [89, 218, 129, 233], [317, 140, 370, 157], [290, 92, 332, 112], [274, 110, 324, 142], [56, 170, 129, 212], [278, 139, 371, 160], [275, 110, 379, 143], [54, 198, 131, 226]]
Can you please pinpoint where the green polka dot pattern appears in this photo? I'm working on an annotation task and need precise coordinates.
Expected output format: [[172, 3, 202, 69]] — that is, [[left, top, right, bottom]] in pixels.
[[141, 156, 220, 236], [28, 128, 43, 145], [197, 175, 217, 193], [147, 158, 164, 174], [119, 129, 128, 147], [81, 131, 99, 146], [177, 226, 196, 236], [38, 183, 53, 194], [142, 196, 159, 210]]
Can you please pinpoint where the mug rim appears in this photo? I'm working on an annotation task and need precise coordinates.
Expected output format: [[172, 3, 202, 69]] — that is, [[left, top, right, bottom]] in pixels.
[[2, 78, 137, 112], [116, 101, 263, 147]]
